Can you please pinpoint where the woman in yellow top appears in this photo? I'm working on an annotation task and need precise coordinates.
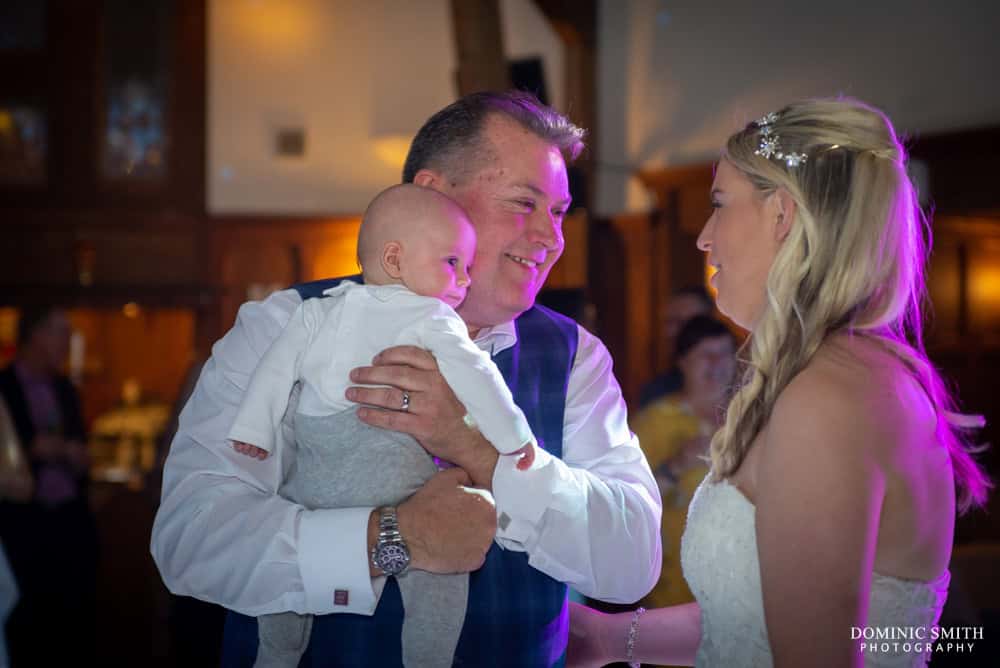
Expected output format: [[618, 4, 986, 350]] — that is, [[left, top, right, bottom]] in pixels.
[[632, 315, 736, 609]]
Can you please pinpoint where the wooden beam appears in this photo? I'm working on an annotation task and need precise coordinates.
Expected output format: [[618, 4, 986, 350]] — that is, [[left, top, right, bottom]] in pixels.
[[532, 0, 597, 212], [450, 0, 509, 95]]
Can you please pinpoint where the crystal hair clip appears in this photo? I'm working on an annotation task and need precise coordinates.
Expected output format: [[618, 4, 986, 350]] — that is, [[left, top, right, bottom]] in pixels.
[[753, 111, 807, 168]]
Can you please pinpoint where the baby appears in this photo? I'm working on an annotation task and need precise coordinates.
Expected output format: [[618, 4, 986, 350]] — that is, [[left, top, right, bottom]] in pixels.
[[227, 184, 535, 668]]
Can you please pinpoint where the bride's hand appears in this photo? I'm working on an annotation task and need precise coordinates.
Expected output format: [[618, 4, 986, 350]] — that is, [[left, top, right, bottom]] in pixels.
[[567, 601, 615, 668]]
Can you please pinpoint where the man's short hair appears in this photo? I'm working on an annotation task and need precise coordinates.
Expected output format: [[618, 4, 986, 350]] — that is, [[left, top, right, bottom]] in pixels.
[[402, 90, 586, 185]]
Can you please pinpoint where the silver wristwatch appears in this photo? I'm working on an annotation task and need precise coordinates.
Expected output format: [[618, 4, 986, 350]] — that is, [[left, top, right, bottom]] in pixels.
[[370, 506, 410, 576]]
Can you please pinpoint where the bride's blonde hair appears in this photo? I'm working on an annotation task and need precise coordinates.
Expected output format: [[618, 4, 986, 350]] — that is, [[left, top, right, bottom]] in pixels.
[[710, 98, 989, 512]]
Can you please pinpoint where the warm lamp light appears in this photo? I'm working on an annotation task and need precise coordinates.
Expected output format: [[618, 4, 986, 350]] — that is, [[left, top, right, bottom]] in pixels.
[[705, 262, 718, 299], [372, 135, 412, 170], [969, 265, 1000, 311], [233, 1, 315, 56], [309, 219, 363, 280]]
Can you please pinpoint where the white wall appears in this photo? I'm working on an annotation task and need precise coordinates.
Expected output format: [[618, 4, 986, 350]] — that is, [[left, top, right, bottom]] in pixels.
[[596, 0, 1000, 215], [209, 0, 566, 215], [209, 0, 457, 214]]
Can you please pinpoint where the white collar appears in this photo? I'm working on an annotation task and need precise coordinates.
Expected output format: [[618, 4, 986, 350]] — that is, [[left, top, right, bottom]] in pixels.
[[319, 282, 520, 357], [472, 319, 517, 357], [322, 282, 408, 302]]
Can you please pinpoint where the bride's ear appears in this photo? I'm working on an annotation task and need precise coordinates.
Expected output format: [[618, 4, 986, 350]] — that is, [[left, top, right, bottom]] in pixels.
[[773, 189, 797, 242]]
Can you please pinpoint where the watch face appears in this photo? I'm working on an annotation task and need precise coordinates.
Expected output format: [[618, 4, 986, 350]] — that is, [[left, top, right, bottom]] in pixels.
[[376, 543, 410, 575]]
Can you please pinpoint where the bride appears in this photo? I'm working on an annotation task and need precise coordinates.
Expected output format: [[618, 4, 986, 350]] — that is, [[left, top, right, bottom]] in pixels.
[[568, 98, 989, 667]]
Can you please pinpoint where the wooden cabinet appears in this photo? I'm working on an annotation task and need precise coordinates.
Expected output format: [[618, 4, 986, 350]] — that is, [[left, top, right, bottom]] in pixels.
[[0, 1, 209, 426]]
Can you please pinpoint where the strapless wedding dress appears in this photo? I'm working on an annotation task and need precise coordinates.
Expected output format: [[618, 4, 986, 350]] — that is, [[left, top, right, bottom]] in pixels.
[[680, 477, 950, 667]]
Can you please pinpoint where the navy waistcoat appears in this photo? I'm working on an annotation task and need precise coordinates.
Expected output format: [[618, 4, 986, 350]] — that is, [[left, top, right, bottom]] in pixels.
[[222, 278, 579, 667]]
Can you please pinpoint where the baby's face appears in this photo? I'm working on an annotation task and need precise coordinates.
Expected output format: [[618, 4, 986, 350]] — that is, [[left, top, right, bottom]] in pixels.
[[402, 211, 476, 310]]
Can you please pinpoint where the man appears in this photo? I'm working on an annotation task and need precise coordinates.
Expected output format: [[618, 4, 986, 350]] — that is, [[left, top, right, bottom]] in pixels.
[[151, 91, 661, 666]]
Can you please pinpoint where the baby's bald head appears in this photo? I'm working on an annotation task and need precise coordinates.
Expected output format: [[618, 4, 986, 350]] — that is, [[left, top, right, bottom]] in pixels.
[[357, 184, 474, 288]]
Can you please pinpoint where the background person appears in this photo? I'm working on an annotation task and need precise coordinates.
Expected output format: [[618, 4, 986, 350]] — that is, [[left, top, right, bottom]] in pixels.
[[0, 306, 98, 667], [631, 315, 736, 613]]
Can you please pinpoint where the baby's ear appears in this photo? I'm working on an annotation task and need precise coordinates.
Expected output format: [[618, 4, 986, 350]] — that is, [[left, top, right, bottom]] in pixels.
[[381, 241, 404, 278]]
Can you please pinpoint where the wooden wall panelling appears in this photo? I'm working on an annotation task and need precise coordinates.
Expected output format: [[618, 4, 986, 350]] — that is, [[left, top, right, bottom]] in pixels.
[[533, 0, 598, 212], [929, 216, 1000, 348], [649, 208, 671, 372], [925, 216, 1000, 542], [588, 217, 627, 394], [1, 211, 205, 295], [544, 209, 588, 290], [209, 216, 363, 337], [910, 126, 1000, 217], [591, 212, 654, 408], [637, 164, 715, 375], [68, 307, 195, 427], [450, 0, 509, 95]]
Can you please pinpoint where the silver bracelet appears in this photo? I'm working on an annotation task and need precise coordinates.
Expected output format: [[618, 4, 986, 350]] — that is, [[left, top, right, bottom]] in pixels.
[[626, 606, 647, 668]]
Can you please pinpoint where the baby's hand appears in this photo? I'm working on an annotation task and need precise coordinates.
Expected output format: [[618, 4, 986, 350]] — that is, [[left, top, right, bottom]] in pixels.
[[232, 440, 269, 460], [512, 442, 535, 471]]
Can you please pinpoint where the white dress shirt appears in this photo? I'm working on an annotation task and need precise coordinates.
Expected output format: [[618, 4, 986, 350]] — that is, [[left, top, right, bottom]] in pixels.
[[151, 286, 662, 617], [228, 282, 532, 456]]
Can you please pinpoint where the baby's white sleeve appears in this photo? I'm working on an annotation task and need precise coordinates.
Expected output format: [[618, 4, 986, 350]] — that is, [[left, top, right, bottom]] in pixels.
[[410, 307, 534, 454], [227, 299, 316, 452]]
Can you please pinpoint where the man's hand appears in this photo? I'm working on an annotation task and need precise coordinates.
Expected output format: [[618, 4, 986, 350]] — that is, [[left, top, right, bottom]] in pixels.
[[394, 467, 497, 573], [347, 345, 499, 488]]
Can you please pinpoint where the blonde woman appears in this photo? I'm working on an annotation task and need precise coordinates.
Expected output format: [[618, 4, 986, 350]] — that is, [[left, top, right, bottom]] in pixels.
[[568, 99, 989, 667]]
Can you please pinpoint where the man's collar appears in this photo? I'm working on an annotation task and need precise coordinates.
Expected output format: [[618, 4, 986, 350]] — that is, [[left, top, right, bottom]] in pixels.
[[471, 320, 517, 357]]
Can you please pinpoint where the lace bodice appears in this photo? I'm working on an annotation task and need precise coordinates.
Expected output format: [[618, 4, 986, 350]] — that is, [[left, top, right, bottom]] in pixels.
[[680, 477, 950, 667]]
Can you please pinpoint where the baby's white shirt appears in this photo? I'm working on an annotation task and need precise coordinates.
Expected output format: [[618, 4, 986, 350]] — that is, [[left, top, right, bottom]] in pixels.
[[227, 282, 534, 455]]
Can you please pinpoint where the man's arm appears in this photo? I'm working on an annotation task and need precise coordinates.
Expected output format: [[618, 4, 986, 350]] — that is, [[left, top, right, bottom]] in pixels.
[[410, 305, 534, 456], [226, 300, 314, 453], [151, 289, 497, 616], [150, 289, 379, 616], [352, 326, 663, 604], [493, 326, 662, 603]]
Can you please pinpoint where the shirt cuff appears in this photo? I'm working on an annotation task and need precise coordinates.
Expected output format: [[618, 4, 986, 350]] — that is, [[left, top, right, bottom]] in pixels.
[[492, 445, 557, 547], [298, 506, 383, 615]]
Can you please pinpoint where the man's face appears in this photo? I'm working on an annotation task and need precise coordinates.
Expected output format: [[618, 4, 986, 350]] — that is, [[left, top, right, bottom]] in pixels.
[[438, 115, 571, 332]]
